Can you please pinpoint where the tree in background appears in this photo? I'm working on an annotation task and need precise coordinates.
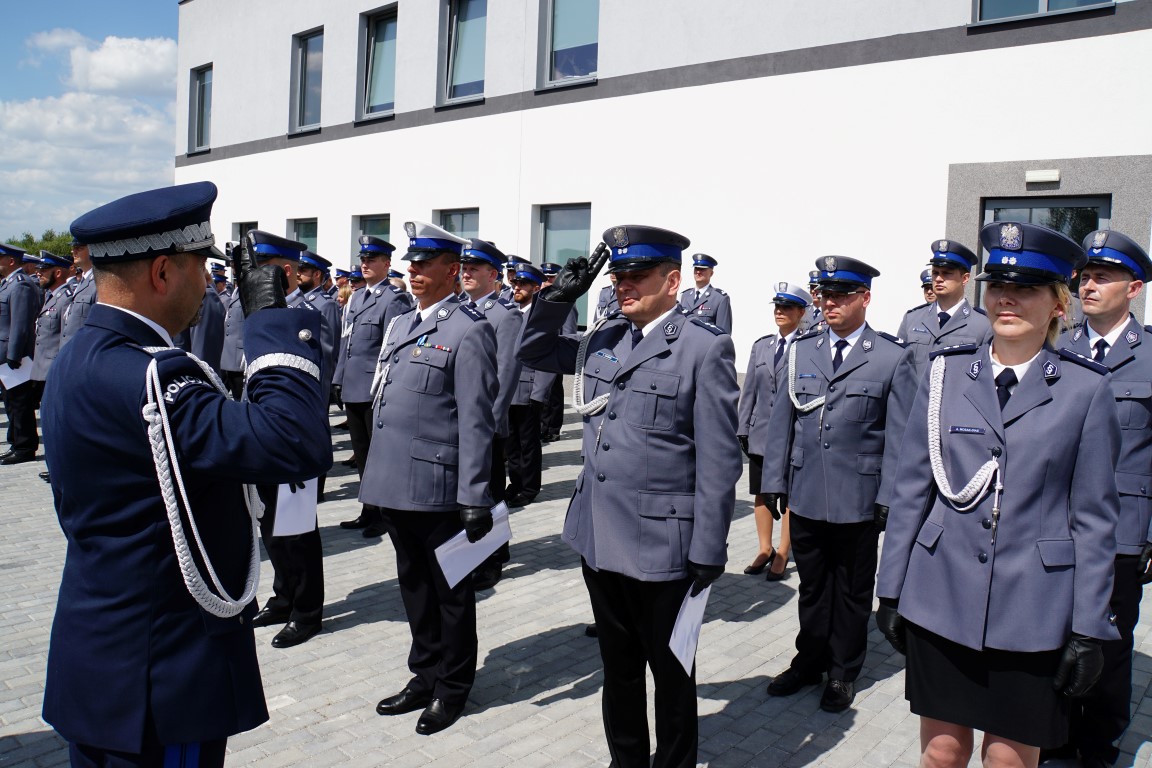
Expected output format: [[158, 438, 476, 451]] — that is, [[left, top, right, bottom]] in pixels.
[[5, 229, 74, 257]]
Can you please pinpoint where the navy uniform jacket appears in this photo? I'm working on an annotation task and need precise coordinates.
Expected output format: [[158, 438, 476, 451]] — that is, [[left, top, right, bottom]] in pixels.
[[31, 286, 72, 382], [42, 305, 331, 752], [60, 272, 96, 347], [594, 284, 618, 321], [293, 287, 341, 388], [470, 292, 523, 437], [173, 291, 226, 374], [877, 342, 1121, 651], [761, 324, 905, 523], [1065, 317, 1152, 554], [679, 285, 733, 334], [360, 296, 498, 512], [519, 299, 741, 581], [335, 282, 411, 403], [737, 332, 788, 458], [0, 270, 40, 363], [220, 289, 245, 374]]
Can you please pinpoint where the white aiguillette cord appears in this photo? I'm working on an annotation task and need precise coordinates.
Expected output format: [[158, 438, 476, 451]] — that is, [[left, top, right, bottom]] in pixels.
[[141, 347, 263, 618], [927, 355, 1001, 514], [572, 313, 613, 417]]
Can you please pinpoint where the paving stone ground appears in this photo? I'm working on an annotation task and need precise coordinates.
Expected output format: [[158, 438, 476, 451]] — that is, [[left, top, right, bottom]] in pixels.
[[1, 396, 1150, 767]]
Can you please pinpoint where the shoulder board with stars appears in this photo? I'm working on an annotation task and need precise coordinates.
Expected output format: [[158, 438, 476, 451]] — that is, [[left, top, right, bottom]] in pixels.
[[1057, 347, 1108, 375], [972, 306, 987, 316], [714, 288, 728, 296], [875, 331, 906, 348], [929, 342, 979, 359], [753, 332, 778, 344], [796, 327, 824, 341], [497, 297, 515, 309], [905, 302, 931, 314], [688, 316, 724, 335], [458, 304, 484, 322]]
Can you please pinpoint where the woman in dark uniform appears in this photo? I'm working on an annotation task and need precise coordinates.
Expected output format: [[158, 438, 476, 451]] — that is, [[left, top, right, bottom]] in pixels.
[[876, 221, 1121, 768]]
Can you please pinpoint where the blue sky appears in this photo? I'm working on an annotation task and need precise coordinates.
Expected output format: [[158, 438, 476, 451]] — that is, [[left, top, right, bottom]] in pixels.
[[0, 1, 179, 240]]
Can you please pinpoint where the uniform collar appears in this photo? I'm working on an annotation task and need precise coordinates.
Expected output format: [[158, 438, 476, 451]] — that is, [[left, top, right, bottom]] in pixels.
[[829, 322, 865, 350], [1084, 315, 1132, 349], [414, 294, 452, 323], [97, 303, 174, 346], [633, 307, 680, 339]]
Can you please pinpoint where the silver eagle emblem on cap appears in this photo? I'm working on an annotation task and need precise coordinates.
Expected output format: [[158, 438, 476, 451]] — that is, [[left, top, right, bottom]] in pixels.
[[822, 256, 837, 272], [999, 223, 1023, 250], [776, 281, 787, 292], [1092, 231, 1108, 250], [404, 222, 416, 238], [611, 227, 629, 248], [938, 240, 949, 252]]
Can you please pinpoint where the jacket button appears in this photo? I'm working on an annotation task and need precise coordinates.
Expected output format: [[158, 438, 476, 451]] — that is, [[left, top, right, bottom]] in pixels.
[[669, 507, 677, 515], [597, 473, 605, 481], [650, 383, 658, 390], [1125, 390, 1132, 396], [825, 424, 832, 431], [617, 382, 625, 390], [981, 518, 991, 529], [602, 443, 610, 451], [595, 367, 601, 373], [377, 421, 383, 428], [239, 616, 245, 625], [393, 356, 399, 363], [863, 387, 868, 392], [826, 405, 833, 412], [1143, 487, 1148, 494], [828, 385, 835, 392], [978, 552, 988, 563], [823, 442, 830, 449], [608, 412, 617, 420], [435, 453, 441, 460]]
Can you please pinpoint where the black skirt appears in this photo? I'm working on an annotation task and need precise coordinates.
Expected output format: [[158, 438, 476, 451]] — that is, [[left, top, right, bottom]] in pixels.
[[905, 622, 1069, 748], [747, 453, 763, 495]]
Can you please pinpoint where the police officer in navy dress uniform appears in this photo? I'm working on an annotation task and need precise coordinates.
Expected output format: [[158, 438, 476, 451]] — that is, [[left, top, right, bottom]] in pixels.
[[519, 225, 741, 768], [678, 253, 733, 334], [1057, 228, 1152, 766], [42, 181, 331, 767], [0, 243, 41, 464], [336, 235, 414, 536], [60, 237, 96, 348], [244, 230, 331, 649], [876, 221, 1121, 765], [761, 256, 905, 713], [363, 221, 498, 736]]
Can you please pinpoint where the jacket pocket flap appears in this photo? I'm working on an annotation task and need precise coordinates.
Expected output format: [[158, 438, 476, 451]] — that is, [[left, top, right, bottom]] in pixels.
[[630, 371, 680, 397], [410, 437, 458, 465], [1112, 380, 1152, 400], [789, 448, 804, 468], [794, 377, 823, 396], [1116, 471, 1152, 497], [585, 357, 620, 382], [846, 380, 883, 398], [915, 520, 942, 549], [1036, 538, 1075, 567], [638, 491, 695, 520], [856, 453, 883, 475], [411, 347, 449, 368]]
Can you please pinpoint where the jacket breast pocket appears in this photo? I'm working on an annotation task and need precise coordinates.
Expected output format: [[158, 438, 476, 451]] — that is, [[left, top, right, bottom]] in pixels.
[[359, 316, 384, 346], [793, 376, 824, 411], [408, 438, 459, 506], [1112, 380, 1151, 430], [846, 380, 884, 423], [1036, 538, 1075, 571], [625, 370, 680, 430], [400, 347, 449, 394], [584, 355, 620, 399], [637, 491, 695, 573]]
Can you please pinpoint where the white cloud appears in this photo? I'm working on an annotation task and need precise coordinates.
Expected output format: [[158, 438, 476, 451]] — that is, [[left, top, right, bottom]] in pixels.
[[27, 28, 91, 55], [69, 36, 177, 96]]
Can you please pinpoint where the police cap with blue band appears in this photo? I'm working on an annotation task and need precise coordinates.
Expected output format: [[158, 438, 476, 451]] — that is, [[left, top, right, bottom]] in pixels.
[[505, 254, 528, 270], [334, 268, 350, 279], [212, 274, 228, 284], [0, 243, 27, 259], [387, 269, 404, 279], [512, 263, 545, 285], [245, 230, 306, 262], [814, 255, 881, 290], [209, 261, 226, 274], [540, 262, 562, 276], [692, 253, 717, 269], [808, 269, 821, 287], [920, 269, 933, 287], [602, 225, 690, 274], [70, 181, 218, 263], [928, 239, 978, 272], [461, 239, 506, 271], [359, 235, 396, 256], [300, 250, 332, 272], [403, 221, 469, 261], [1081, 229, 1151, 282], [21, 251, 41, 265], [977, 222, 1085, 285], [38, 251, 73, 269], [349, 269, 365, 281], [772, 282, 811, 308]]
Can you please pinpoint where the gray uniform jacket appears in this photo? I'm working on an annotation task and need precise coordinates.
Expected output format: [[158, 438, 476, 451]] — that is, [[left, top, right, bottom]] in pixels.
[[896, 299, 991, 376], [594, 284, 618, 321], [877, 342, 1121, 651], [470, 292, 522, 438], [514, 303, 576, 406], [0, 271, 39, 364], [519, 298, 741, 581], [679, 285, 732, 334], [359, 296, 498, 512], [220, 289, 245, 374], [31, 287, 72, 382], [761, 324, 905, 523], [737, 333, 788, 458], [1064, 317, 1152, 554], [800, 305, 825, 334], [335, 282, 412, 403], [174, 291, 226, 374], [60, 273, 96, 348], [292, 288, 340, 387]]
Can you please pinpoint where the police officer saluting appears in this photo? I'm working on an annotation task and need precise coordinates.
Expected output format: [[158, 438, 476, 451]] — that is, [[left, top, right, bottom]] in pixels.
[[519, 225, 741, 768], [762, 256, 905, 712], [363, 221, 497, 736]]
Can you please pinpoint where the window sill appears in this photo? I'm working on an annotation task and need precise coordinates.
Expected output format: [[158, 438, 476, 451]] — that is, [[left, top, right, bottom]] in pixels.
[[536, 75, 598, 94], [355, 112, 396, 127], [288, 126, 322, 139], [437, 95, 485, 111], [968, 2, 1113, 28], [187, 147, 211, 157]]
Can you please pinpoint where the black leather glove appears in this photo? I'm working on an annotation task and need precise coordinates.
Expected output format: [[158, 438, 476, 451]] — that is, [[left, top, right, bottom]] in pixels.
[[238, 235, 288, 316], [764, 493, 787, 521], [738, 435, 750, 458], [460, 506, 493, 543], [874, 504, 889, 532], [5, 358, 19, 370], [286, 481, 305, 493], [539, 243, 609, 304], [1053, 634, 1104, 697], [687, 561, 723, 597], [1138, 541, 1152, 585], [876, 598, 906, 655]]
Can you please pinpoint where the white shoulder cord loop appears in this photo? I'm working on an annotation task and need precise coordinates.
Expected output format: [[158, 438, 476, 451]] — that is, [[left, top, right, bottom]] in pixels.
[[140, 347, 263, 618], [787, 340, 825, 413], [927, 355, 1000, 511], [371, 313, 404, 409], [572, 313, 614, 417]]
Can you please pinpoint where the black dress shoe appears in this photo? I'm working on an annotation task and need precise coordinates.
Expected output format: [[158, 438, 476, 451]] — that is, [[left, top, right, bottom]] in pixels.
[[743, 549, 775, 575], [340, 515, 370, 529], [584, 623, 598, 638], [472, 562, 502, 590], [0, 452, 35, 465], [250, 606, 291, 628], [767, 667, 822, 697], [39, 471, 51, 483], [819, 679, 855, 712], [415, 698, 462, 735], [270, 621, 321, 648], [341, 457, 357, 467], [506, 493, 536, 507], [362, 524, 386, 538], [376, 687, 433, 716], [0, 450, 13, 460]]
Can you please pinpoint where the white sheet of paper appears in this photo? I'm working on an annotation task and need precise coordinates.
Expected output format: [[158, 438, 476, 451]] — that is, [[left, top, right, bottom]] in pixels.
[[272, 478, 319, 536], [669, 584, 710, 676], [0, 357, 33, 389], [435, 502, 512, 589]]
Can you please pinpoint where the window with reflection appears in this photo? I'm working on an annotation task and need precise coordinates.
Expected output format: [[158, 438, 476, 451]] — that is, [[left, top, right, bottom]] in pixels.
[[541, 204, 591, 323], [364, 14, 398, 116], [446, 0, 486, 100], [548, 0, 598, 84], [293, 219, 319, 251], [978, 0, 1109, 21], [440, 209, 480, 239], [190, 66, 212, 151], [295, 31, 324, 129]]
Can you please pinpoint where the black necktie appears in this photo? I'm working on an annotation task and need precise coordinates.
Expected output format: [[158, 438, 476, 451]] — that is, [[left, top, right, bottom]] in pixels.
[[409, 312, 422, 332], [995, 368, 1017, 410], [938, 311, 950, 329], [832, 339, 848, 373], [774, 337, 786, 367], [1093, 339, 1109, 363], [631, 326, 644, 348]]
